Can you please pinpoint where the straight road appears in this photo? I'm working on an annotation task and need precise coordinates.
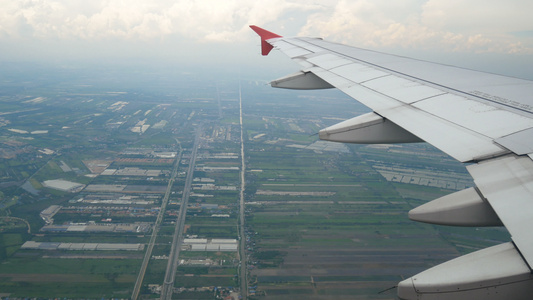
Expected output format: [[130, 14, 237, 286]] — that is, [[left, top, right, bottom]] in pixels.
[[160, 128, 202, 299], [131, 142, 182, 300], [238, 83, 248, 300]]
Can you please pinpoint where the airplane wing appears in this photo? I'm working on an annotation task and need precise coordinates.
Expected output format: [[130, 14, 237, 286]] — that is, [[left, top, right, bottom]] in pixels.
[[250, 25, 533, 300]]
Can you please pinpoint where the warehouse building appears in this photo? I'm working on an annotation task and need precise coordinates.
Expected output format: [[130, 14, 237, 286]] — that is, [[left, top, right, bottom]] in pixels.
[[21, 241, 144, 251], [182, 238, 238, 252], [42, 179, 85, 193]]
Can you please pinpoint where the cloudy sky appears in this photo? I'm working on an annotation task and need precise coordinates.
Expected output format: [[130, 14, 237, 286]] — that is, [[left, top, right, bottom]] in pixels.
[[1, 0, 532, 78]]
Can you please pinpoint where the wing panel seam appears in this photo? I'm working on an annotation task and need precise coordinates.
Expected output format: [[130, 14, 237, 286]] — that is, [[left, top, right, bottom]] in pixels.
[[282, 38, 533, 115], [325, 69, 497, 141]]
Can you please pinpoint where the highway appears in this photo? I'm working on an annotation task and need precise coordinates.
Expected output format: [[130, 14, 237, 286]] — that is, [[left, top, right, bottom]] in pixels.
[[160, 128, 202, 299], [131, 142, 182, 300], [238, 83, 248, 299], [133, 89, 243, 299]]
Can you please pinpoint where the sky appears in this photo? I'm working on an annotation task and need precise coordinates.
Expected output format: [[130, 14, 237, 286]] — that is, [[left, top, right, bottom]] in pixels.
[[1, 0, 532, 79]]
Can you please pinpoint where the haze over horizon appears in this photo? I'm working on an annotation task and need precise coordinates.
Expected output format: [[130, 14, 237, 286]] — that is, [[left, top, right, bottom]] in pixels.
[[1, 0, 533, 79]]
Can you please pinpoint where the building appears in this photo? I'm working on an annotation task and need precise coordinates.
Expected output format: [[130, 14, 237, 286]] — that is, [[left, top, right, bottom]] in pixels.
[[42, 179, 85, 193]]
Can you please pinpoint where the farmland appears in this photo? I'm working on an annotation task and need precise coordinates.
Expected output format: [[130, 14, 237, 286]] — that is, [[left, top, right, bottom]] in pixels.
[[0, 63, 511, 299]]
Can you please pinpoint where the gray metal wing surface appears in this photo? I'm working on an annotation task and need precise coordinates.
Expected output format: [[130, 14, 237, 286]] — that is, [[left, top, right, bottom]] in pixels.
[[250, 25, 533, 300]]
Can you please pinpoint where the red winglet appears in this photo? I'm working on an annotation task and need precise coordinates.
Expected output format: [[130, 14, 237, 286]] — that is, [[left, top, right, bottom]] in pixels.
[[250, 25, 282, 56]]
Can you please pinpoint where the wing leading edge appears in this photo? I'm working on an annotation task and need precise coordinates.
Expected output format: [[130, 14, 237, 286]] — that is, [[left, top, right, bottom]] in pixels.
[[250, 25, 533, 300]]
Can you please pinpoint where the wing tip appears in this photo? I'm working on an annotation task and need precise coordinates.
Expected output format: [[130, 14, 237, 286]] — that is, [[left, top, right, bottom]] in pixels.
[[249, 25, 282, 39], [249, 25, 282, 56]]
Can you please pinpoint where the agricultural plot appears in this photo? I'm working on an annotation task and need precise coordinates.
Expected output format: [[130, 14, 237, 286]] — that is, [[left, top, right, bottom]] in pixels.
[[0, 66, 514, 299], [241, 98, 511, 299], [0, 257, 141, 298]]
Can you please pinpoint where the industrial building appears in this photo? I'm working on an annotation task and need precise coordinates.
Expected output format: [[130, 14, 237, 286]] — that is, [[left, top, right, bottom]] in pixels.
[[21, 241, 144, 251], [40, 222, 152, 233], [40, 205, 61, 224], [42, 179, 85, 193], [182, 238, 238, 252]]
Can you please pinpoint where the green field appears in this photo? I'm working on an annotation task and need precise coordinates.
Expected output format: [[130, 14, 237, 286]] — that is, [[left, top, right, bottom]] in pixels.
[[0, 258, 141, 297], [242, 112, 510, 299], [0, 66, 514, 299]]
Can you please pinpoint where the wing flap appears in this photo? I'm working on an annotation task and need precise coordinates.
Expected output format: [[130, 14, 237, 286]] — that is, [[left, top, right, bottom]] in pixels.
[[413, 94, 533, 139], [331, 64, 389, 84], [468, 155, 533, 268], [284, 47, 312, 58], [307, 53, 353, 69], [496, 128, 533, 155], [273, 40, 313, 58], [378, 104, 508, 162], [283, 38, 327, 54], [361, 75, 446, 104]]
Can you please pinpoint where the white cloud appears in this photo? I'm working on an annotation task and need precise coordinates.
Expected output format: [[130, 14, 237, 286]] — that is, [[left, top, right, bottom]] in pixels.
[[0, 0, 531, 66], [299, 0, 533, 54], [421, 0, 533, 33], [0, 0, 319, 42]]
